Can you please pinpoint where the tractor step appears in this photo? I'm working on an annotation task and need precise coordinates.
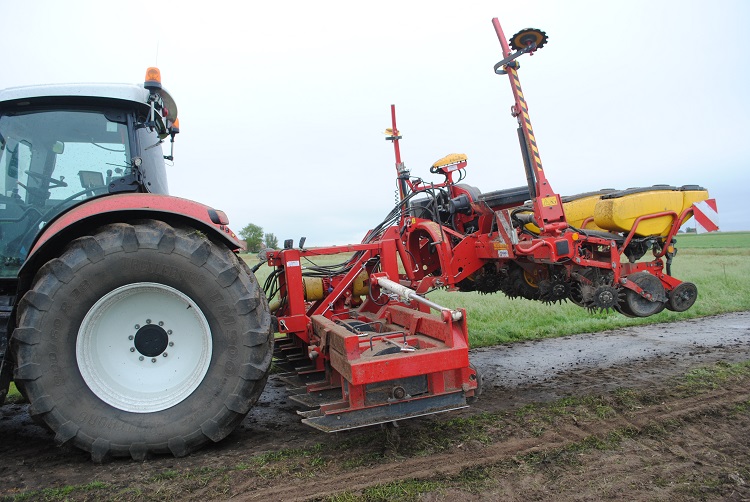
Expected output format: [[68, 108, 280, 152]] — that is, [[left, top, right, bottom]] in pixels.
[[300, 392, 468, 432]]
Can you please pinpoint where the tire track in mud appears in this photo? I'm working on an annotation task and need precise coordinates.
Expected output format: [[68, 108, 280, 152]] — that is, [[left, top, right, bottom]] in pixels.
[[236, 387, 750, 501]]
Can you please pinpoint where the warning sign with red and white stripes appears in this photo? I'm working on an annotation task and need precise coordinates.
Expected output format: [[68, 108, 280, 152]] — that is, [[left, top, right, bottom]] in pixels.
[[692, 199, 719, 233]]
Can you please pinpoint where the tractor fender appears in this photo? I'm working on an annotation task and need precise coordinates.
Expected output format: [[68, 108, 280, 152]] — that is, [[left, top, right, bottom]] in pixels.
[[18, 193, 244, 298]]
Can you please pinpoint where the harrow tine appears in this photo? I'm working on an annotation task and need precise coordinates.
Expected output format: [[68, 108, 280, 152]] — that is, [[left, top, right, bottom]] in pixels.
[[285, 385, 309, 395], [277, 370, 326, 388], [272, 355, 312, 373], [288, 388, 343, 409], [297, 408, 325, 419], [301, 392, 468, 433]]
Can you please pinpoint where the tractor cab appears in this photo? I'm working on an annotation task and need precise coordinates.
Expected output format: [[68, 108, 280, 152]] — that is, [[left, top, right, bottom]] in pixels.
[[0, 69, 178, 282]]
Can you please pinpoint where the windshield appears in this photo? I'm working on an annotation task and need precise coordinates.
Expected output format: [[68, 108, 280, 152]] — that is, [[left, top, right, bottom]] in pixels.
[[0, 108, 130, 278]]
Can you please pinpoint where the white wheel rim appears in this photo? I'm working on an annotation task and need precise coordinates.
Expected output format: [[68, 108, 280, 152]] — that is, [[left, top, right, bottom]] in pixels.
[[76, 282, 212, 413]]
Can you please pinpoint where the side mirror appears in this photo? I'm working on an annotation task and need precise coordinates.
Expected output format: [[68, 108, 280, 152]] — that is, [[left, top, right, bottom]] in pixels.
[[52, 141, 65, 155], [164, 118, 179, 161]]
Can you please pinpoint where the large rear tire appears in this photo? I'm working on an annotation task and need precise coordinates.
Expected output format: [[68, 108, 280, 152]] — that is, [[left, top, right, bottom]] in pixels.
[[11, 220, 273, 461]]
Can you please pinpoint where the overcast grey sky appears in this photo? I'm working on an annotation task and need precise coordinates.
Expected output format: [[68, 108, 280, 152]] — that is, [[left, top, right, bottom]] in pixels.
[[2, 0, 747, 245]]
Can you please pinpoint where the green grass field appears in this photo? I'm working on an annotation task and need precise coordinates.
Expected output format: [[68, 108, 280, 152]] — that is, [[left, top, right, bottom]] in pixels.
[[245, 231, 750, 348]]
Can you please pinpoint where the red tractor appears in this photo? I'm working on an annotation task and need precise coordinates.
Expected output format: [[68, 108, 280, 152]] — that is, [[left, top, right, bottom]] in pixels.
[[0, 18, 716, 461], [0, 68, 273, 461]]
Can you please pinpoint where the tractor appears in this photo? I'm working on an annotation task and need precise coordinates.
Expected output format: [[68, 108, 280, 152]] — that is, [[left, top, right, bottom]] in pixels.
[[0, 69, 273, 461], [0, 18, 716, 461]]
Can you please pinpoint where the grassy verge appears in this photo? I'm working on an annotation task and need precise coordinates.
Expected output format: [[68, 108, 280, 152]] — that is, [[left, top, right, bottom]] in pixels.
[[5, 382, 24, 405]]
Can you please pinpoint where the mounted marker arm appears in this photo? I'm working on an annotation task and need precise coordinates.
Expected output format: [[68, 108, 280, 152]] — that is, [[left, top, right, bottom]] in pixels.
[[385, 105, 419, 230], [491, 18, 566, 235], [493, 27, 548, 74], [385, 105, 410, 203]]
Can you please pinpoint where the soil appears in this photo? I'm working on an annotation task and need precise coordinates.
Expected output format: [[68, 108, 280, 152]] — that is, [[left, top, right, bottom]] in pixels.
[[1, 312, 749, 501]]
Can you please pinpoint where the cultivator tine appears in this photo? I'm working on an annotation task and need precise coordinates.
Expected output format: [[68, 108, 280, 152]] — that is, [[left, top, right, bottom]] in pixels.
[[273, 337, 304, 357], [272, 336, 295, 353], [298, 368, 326, 383], [277, 373, 298, 386], [272, 355, 310, 373], [275, 347, 305, 360], [300, 392, 468, 433], [278, 372, 309, 388], [285, 385, 309, 396], [288, 388, 343, 409], [277, 369, 326, 388], [297, 408, 326, 419]]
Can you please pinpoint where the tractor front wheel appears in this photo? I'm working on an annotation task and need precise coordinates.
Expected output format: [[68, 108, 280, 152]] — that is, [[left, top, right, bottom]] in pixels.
[[11, 220, 272, 461]]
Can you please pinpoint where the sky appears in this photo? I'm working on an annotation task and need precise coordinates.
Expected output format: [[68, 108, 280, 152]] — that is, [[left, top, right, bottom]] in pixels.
[[2, 0, 748, 246]]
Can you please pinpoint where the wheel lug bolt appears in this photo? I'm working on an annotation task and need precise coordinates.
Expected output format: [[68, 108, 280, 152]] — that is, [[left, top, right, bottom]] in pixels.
[[158, 321, 164, 326], [130, 347, 135, 352], [151, 358, 156, 363], [163, 353, 168, 357], [146, 319, 152, 324], [169, 342, 174, 347], [167, 330, 173, 335], [139, 356, 144, 361], [135, 324, 140, 330], [128, 335, 134, 340]]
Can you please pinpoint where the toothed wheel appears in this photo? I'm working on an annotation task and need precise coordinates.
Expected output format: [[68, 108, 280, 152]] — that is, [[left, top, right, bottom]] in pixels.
[[473, 268, 508, 295], [587, 285, 621, 313], [508, 265, 540, 301], [509, 28, 548, 52], [569, 282, 585, 307], [569, 269, 595, 307], [538, 278, 570, 304]]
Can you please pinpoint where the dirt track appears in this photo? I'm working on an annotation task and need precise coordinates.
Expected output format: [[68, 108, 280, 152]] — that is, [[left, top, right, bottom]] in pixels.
[[1, 312, 749, 501]]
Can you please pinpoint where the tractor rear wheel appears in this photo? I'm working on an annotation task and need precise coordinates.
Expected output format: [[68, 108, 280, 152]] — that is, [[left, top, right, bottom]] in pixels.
[[11, 220, 273, 461]]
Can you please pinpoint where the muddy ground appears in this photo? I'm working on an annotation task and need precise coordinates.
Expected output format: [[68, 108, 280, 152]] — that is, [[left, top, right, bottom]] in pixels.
[[1, 312, 749, 501]]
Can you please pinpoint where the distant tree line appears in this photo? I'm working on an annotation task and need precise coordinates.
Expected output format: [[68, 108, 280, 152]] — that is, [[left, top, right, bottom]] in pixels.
[[239, 223, 278, 253]]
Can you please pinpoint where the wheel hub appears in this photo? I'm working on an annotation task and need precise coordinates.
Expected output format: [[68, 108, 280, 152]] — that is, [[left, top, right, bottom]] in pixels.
[[77, 282, 212, 413], [587, 285, 621, 312], [134, 323, 169, 357]]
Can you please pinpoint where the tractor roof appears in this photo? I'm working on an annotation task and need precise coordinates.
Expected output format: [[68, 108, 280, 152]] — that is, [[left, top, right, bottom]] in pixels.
[[0, 82, 178, 121]]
